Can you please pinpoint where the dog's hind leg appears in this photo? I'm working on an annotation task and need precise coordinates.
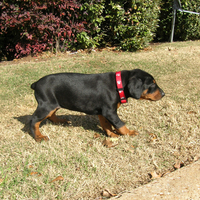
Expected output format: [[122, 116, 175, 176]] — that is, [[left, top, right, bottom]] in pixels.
[[48, 109, 70, 124], [30, 106, 59, 142]]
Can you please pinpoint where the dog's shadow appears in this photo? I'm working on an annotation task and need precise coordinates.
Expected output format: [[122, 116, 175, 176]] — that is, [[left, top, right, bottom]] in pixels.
[[15, 114, 104, 137]]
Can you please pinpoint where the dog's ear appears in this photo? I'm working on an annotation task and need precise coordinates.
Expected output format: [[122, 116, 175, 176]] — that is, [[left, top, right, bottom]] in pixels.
[[127, 77, 143, 99]]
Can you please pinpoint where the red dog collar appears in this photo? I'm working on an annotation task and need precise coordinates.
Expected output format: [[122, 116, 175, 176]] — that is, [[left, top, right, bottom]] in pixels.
[[116, 71, 127, 103]]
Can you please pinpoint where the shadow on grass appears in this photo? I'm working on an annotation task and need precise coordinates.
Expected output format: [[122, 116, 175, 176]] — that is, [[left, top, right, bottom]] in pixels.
[[14, 114, 105, 138]]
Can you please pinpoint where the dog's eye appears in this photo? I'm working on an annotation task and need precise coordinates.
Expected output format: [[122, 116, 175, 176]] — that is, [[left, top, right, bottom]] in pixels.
[[151, 83, 156, 88], [147, 83, 156, 93], [148, 83, 155, 89]]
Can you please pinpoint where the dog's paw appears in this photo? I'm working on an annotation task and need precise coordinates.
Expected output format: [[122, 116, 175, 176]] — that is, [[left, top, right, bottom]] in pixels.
[[128, 130, 139, 136], [35, 135, 49, 142], [116, 126, 139, 136], [109, 132, 120, 138]]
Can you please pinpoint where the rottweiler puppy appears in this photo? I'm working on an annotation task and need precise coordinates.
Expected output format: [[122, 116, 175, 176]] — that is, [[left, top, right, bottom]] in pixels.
[[30, 69, 165, 142]]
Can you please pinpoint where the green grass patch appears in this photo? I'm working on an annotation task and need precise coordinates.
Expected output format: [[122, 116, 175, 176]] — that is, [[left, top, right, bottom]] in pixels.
[[0, 41, 200, 199]]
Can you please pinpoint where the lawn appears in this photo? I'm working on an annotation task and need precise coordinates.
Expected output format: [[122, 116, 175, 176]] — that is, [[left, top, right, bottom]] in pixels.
[[0, 41, 200, 199]]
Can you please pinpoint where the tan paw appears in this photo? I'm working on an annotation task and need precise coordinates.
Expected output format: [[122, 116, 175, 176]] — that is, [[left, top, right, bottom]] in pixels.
[[128, 130, 139, 136], [35, 135, 49, 142], [106, 130, 119, 138]]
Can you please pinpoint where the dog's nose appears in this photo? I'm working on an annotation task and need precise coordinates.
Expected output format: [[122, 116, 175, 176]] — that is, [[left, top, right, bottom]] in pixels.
[[161, 89, 165, 97]]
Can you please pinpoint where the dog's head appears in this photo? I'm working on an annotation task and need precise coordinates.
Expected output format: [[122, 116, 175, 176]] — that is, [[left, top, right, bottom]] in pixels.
[[127, 69, 165, 101]]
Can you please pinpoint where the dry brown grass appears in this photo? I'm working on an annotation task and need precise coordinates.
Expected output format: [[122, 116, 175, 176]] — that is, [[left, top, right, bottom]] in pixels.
[[0, 41, 200, 199]]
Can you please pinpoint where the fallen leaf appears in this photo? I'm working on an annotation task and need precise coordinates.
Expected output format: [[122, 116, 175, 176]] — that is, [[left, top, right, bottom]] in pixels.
[[102, 190, 110, 198], [149, 133, 157, 142], [174, 161, 184, 169], [102, 138, 118, 148], [0, 179, 4, 184], [16, 165, 20, 172], [76, 167, 81, 171], [67, 120, 72, 125], [150, 171, 162, 179], [94, 133, 100, 138], [194, 155, 200, 162], [124, 146, 135, 153], [162, 171, 171, 177], [143, 46, 152, 51], [50, 176, 64, 183], [87, 142, 93, 147], [187, 111, 197, 114], [102, 189, 116, 198], [29, 172, 38, 176], [28, 165, 34, 168], [29, 172, 42, 176]]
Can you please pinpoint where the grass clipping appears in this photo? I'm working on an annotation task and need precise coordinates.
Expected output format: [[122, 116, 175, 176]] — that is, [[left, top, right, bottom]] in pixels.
[[0, 41, 200, 199]]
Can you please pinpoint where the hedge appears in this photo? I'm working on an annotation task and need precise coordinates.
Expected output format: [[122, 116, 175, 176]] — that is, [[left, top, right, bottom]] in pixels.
[[0, 0, 85, 60], [156, 0, 200, 42], [0, 0, 199, 60]]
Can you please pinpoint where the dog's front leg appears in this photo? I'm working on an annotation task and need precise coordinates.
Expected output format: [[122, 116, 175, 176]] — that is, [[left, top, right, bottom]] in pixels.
[[101, 110, 139, 137], [115, 125, 139, 136], [98, 115, 119, 137]]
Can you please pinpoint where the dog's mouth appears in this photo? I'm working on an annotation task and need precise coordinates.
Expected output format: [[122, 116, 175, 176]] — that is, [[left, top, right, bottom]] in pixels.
[[140, 89, 165, 101]]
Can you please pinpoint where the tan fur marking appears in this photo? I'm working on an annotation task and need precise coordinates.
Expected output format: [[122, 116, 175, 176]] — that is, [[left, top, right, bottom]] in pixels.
[[98, 115, 119, 137], [48, 109, 68, 124], [140, 88, 162, 101], [34, 108, 58, 142], [46, 109, 58, 119], [116, 125, 139, 136], [117, 102, 121, 109], [34, 121, 49, 142]]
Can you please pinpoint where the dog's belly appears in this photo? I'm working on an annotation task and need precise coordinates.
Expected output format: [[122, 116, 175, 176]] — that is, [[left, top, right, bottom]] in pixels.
[[57, 97, 102, 115]]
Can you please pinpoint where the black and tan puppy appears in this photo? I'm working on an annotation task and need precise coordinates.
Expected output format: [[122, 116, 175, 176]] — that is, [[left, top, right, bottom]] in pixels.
[[30, 69, 165, 142]]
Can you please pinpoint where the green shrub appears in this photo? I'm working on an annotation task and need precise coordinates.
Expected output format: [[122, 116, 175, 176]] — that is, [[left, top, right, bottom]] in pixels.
[[78, 0, 105, 49], [101, 0, 161, 51], [78, 0, 161, 51], [0, 0, 85, 60]]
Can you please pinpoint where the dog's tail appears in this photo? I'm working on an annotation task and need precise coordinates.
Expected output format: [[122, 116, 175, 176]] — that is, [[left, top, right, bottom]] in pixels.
[[31, 82, 37, 90]]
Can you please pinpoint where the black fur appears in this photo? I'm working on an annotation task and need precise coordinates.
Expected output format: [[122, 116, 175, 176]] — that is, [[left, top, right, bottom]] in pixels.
[[30, 69, 165, 141]]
